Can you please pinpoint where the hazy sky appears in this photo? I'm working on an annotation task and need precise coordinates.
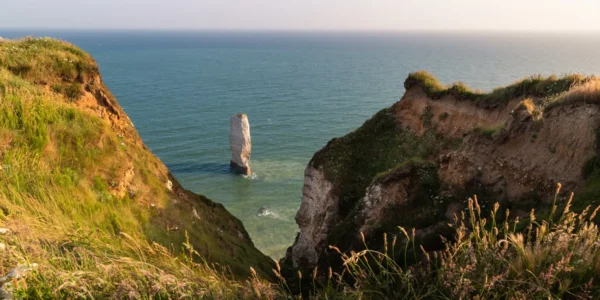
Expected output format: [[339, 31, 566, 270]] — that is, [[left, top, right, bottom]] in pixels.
[[2, 0, 600, 31]]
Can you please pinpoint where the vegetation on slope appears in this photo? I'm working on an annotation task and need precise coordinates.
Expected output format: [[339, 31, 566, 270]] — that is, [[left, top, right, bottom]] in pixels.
[[311, 72, 599, 236], [311, 107, 460, 217], [405, 70, 592, 108], [0, 38, 274, 298], [545, 78, 600, 112], [294, 187, 600, 299], [4, 37, 600, 298], [293, 72, 600, 298], [0, 37, 97, 101]]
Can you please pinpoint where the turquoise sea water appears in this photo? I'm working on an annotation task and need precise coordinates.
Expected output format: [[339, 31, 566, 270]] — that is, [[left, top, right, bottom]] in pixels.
[[2, 30, 600, 258]]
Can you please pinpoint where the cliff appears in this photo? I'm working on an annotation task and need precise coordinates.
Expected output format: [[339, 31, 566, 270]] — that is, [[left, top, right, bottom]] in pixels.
[[0, 38, 273, 298], [285, 71, 600, 271]]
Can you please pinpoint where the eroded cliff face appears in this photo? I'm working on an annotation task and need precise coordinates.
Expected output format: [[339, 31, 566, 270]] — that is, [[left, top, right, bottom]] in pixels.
[[287, 166, 336, 268], [284, 72, 600, 272]]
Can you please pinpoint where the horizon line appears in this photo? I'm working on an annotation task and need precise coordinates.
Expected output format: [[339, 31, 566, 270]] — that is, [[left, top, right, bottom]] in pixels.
[[2, 27, 600, 34]]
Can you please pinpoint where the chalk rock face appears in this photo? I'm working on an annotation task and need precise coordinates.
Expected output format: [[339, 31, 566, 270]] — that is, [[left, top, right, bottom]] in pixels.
[[285, 165, 337, 268], [230, 114, 251, 175]]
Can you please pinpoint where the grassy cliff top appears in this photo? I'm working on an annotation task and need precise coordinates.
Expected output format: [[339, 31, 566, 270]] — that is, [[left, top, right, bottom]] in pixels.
[[0, 37, 99, 101], [404, 70, 596, 108], [0, 38, 274, 298]]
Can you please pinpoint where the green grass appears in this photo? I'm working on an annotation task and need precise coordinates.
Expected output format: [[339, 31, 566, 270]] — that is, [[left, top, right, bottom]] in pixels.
[[405, 71, 591, 108], [0, 38, 276, 298], [311, 108, 460, 216], [0, 37, 95, 80], [4, 37, 600, 299], [294, 71, 600, 298]]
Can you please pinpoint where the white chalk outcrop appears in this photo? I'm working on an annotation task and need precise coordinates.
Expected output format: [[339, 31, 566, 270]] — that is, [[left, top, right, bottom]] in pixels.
[[230, 114, 252, 175], [286, 165, 337, 268]]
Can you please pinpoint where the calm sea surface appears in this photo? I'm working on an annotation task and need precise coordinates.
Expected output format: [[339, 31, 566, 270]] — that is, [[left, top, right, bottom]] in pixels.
[[2, 30, 600, 258]]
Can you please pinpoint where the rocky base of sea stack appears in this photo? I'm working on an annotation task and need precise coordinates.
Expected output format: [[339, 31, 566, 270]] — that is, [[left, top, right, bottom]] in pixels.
[[230, 160, 251, 175]]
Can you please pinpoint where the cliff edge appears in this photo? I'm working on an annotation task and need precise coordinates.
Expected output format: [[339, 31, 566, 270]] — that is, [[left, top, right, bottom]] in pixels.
[[0, 38, 273, 297], [284, 71, 600, 272]]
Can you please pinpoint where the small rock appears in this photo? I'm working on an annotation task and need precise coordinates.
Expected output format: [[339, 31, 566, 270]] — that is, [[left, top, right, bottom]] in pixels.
[[0, 243, 5, 251], [257, 206, 271, 217], [0, 287, 11, 300], [0, 229, 9, 235], [0, 263, 38, 283], [166, 180, 173, 191]]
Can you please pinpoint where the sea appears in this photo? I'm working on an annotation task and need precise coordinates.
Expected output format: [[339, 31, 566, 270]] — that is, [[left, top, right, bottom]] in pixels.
[[2, 30, 599, 258]]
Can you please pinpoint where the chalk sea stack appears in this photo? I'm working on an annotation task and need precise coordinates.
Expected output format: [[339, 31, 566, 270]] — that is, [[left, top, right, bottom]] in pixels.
[[230, 113, 252, 175]]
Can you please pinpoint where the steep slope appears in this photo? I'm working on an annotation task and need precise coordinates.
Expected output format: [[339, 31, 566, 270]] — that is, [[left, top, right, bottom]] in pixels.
[[0, 38, 274, 297], [284, 71, 600, 272]]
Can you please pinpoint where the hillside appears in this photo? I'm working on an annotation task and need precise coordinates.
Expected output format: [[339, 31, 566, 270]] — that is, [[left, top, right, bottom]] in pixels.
[[284, 71, 600, 272], [0, 37, 274, 298], [4, 37, 600, 299]]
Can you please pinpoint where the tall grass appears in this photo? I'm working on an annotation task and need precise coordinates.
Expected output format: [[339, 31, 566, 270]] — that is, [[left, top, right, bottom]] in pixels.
[[297, 185, 600, 299], [0, 228, 280, 299], [0, 38, 276, 298], [3, 37, 600, 299], [545, 78, 600, 112]]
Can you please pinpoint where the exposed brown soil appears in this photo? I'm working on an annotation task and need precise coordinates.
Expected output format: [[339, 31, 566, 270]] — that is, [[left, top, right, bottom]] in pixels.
[[394, 86, 599, 206]]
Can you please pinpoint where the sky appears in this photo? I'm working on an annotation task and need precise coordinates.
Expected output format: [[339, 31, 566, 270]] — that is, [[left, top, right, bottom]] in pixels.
[[1, 0, 600, 31]]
